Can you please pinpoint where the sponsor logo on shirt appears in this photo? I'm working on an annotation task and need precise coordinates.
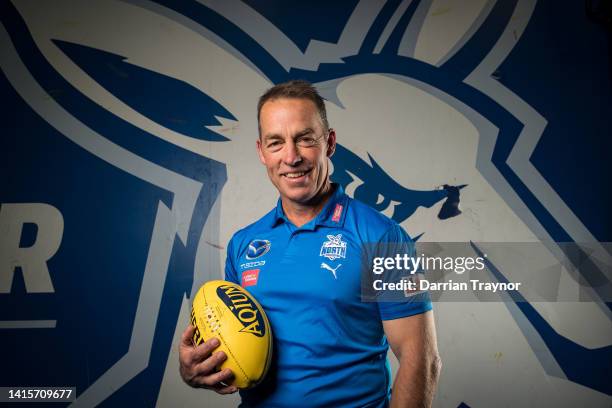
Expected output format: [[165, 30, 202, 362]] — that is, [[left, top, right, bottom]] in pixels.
[[246, 239, 271, 259], [320, 234, 347, 261], [332, 204, 343, 222], [403, 274, 426, 297], [240, 260, 266, 269], [241, 269, 260, 287]]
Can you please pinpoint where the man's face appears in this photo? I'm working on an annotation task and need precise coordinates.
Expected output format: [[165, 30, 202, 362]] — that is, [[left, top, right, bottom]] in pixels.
[[257, 97, 336, 206]]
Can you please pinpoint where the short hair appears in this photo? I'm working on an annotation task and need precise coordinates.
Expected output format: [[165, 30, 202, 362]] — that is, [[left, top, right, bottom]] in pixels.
[[257, 80, 329, 135]]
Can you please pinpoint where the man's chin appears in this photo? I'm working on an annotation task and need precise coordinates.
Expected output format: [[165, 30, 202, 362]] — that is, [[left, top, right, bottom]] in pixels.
[[279, 186, 314, 205]]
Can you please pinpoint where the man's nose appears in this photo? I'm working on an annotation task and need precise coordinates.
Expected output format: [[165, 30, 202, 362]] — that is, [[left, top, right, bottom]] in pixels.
[[282, 140, 302, 166]]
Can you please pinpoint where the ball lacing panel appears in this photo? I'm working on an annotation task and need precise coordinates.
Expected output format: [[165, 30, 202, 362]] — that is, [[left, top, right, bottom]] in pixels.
[[205, 305, 221, 332]]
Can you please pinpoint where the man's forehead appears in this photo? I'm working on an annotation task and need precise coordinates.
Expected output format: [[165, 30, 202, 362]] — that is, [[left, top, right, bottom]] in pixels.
[[260, 97, 318, 115], [260, 97, 323, 133]]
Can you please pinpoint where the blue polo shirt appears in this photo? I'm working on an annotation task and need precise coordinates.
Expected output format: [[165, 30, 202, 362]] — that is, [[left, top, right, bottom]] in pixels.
[[224, 184, 432, 407]]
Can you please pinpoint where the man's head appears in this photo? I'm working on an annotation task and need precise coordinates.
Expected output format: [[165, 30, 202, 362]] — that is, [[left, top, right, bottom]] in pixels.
[[256, 80, 336, 207], [257, 80, 330, 134]]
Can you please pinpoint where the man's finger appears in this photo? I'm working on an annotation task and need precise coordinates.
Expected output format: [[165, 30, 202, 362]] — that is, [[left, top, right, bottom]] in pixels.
[[191, 337, 221, 364], [201, 368, 234, 387], [180, 324, 195, 347], [214, 384, 238, 395], [192, 351, 227, 377]]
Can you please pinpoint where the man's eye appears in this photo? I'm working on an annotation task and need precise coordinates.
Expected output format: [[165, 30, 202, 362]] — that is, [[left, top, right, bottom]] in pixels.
[[297, 137, 316, 146], [267, 141, 282, 148]]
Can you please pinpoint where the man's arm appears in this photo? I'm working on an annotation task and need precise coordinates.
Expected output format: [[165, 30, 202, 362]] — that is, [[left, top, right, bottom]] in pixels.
[[383, 310, 442, 408]]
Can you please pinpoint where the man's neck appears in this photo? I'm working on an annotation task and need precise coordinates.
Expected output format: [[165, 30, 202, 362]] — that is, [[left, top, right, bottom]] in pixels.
[[281, 182, 334, 228]]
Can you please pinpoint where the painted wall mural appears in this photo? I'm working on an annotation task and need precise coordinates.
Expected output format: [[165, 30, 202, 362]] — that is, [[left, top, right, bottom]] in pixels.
[[1, 1, 610, 406]]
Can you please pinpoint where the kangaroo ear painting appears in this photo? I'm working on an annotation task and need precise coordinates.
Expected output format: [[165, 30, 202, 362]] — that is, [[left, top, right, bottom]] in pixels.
[[1, 1, 610, 407]]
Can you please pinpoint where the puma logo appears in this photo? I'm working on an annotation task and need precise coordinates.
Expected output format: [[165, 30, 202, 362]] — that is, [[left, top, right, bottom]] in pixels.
[[320, 262, 342, 279]]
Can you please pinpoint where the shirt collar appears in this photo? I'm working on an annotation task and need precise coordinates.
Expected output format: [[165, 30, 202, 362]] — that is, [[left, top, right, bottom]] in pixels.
[[270, 183, 348, 229]]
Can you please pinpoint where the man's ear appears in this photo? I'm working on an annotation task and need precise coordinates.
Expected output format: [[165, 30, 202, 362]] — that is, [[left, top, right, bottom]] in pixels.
[[256, 137, 266, 165], [326, 129, 337, 157]]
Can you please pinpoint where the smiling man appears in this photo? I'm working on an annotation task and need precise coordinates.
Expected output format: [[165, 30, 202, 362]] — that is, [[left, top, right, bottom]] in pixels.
[[179, 80, 441, 407], [256, 87, 336, 226]]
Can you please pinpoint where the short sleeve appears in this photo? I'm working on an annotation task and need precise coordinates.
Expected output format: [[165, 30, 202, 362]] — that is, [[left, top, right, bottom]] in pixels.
[[375, 224, 432, 321], [224, 236, 240, 285]]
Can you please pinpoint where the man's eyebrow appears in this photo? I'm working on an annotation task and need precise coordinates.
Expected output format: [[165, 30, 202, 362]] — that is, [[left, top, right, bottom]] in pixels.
[[262, 128, 314, 140], [295, 128, 314, 137], [262, 133, 283, 141]]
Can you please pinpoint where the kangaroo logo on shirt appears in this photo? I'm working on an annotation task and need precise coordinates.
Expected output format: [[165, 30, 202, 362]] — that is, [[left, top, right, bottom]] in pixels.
[[320, 234, 347, 261]]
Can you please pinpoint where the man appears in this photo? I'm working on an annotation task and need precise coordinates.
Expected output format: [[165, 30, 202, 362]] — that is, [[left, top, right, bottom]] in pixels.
[[179, 80, 441, 407]]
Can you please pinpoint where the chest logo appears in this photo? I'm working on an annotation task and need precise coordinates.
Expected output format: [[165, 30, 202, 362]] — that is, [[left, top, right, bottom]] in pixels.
[[321, 262, 342, 279], [246, 239, 271, 259], [320, 234, 347, 261]]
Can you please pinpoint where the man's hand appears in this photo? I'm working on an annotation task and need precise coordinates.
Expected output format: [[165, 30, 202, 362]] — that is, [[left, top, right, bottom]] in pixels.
[[178, 324, 238, 394]]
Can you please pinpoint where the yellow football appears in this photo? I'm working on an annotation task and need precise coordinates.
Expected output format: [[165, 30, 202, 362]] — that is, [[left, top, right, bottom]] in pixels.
[[191, 280, 273, 389]]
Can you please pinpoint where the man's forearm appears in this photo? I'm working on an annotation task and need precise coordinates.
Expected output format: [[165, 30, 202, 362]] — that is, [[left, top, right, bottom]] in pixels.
[[390, 353, 441, 408]]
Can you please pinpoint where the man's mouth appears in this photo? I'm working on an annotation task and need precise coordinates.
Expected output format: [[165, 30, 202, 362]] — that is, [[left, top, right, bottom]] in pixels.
[[282, 169, 311, 179]]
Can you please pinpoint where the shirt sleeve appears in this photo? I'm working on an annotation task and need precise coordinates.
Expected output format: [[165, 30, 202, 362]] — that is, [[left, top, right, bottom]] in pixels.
[[224, 235, 240, 285], [375, 223, 433, 321]]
